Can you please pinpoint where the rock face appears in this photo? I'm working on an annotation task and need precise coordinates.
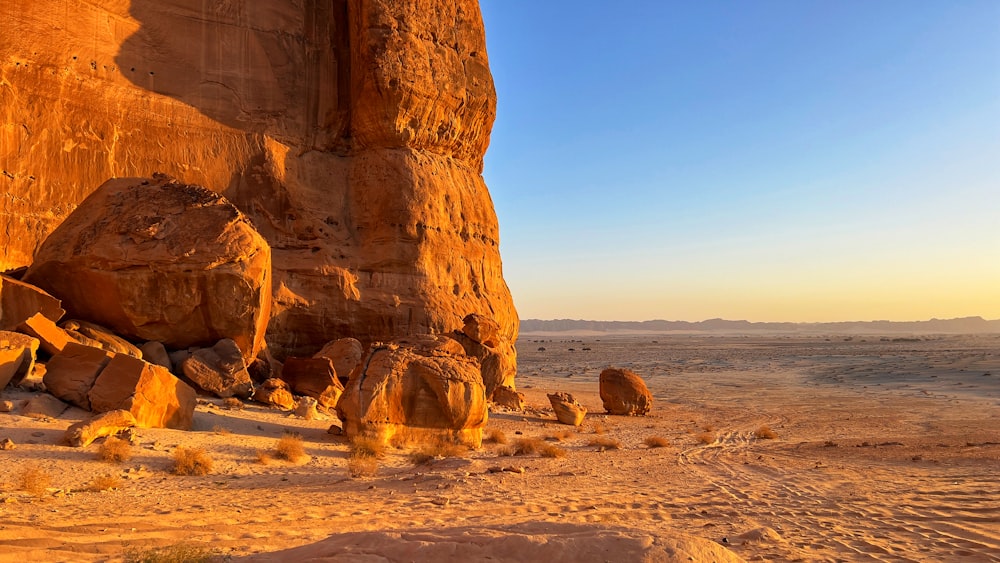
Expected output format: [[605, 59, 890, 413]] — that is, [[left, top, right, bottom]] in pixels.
[[599, 368, 653, 416], [43, 342, 114, 410], [0, 276, 65, 331], [314, 338, 365, 382], [23, 177, 272, 362], [281, 357, 344, 408], [2, 0, 518, 369], [337, 342, 488, 447]]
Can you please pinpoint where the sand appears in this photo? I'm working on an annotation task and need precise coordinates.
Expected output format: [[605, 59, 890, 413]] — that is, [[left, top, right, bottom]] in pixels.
[[1, 334, 998, 562]]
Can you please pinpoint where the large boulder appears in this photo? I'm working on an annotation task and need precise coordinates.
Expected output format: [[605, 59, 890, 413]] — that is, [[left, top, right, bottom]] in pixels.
[[548, 392, 587, 426], [42, 342, 114, 410], [0, 275, 64, 331], [599, 368, 653, 416], [336, 342, 488, 447], [0, 331, 39, 390], [179, 339, 254, 399], [448, 313, 517, 399], [280, 357, 344, 408], [88, 354, 196, 430], [23, 176, 271, 363], [313, 338, 365, 382]]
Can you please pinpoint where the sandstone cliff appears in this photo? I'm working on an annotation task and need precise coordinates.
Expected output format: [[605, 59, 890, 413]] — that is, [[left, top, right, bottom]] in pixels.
[[1, 1, 517, 364]]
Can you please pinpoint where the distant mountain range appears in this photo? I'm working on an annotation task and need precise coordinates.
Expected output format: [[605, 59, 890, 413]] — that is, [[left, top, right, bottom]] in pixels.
[[520, 317, 1000, 334]]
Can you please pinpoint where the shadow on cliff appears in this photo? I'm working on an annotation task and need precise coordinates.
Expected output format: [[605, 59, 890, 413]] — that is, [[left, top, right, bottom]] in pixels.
[[114, 0, 351, 145]]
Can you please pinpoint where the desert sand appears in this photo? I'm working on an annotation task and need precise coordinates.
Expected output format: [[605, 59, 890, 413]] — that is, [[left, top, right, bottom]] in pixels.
[[1, 334, 998, 562]]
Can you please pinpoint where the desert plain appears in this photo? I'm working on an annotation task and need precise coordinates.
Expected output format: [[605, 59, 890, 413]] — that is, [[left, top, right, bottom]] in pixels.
[[1, 333, 998, 562]]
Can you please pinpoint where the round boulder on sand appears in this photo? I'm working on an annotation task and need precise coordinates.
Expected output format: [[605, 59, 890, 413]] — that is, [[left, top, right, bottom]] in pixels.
[[599, 368, 653, 416], [24, 175, 271, 363]]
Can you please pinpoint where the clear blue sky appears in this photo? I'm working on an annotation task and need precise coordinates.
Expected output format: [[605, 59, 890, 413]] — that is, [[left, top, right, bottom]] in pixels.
[[480, 0, 1000, 323]]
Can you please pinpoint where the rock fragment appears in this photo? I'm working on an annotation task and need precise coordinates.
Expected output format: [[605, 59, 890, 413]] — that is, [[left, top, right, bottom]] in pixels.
[[547, 392, 587, 426], [0, 331, 39, 389], [64, 409, 137, 447], [88, 354, 196, 430], [180, 339, 254, 399]]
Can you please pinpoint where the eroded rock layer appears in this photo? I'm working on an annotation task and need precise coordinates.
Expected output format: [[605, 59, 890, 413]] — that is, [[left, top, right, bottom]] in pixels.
[[1, 0, 517, 364]]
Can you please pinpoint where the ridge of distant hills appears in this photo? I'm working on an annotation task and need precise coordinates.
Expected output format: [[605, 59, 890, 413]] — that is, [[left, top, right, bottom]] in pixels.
[[520, 316, 1000, 334]]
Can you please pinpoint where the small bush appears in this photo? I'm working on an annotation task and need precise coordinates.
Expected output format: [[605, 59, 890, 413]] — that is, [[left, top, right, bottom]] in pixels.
[[644, 436, 671, 448], [754, 426, 778, 440], [347, 456, 378, 478], [211, 425, 231, 435], [696, 432, 715, 445], [274, 434, 307, 462], [98, 436, 133, 463], [591, 422, 607, 435], [485, 429, 508, 445], [496, 445, 516, 457], [221, 398, 243, 410], [539, 443, 567, 458], [171, 447, 213, 476], [588, 437, 621, 451], [350, 435, 385, 459], [89, 473, 122, 492], [547, 429, 574, 442], [122, 543, 220, 563], [255, 450, 273, 465], [513, 437, 544, 456], [19, 464, 51, 496]]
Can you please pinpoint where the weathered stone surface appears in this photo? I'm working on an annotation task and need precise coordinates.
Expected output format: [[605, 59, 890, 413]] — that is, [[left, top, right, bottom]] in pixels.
[[23, 176, 272, 363], [294, 396, 325, 420], [63, 409, 137, 447], [2, 0, 518, 371], [599, 368, 653, 416], [337, 343, 488, 447], [281, 357, 343, 408], [447, 313, 517, 400], [313, 338, 364, 382], [548, 392, 587, 426], [0, 401, 16, 412], [0, 275, 64, 331], [61, 320, 142, 358], [491, 385, 525, 411], [88, 354, 196, 430], [252, 378, 295, 411], [0, 331, 39, 389], [42, 343, 114, 410], [18, 313, 75, 356], [22, 393, 69, 419], [180, 339, 254, 399], [139, 341, 172, 371]]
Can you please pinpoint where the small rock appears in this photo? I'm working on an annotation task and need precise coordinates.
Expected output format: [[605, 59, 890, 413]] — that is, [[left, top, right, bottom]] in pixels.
[[0, 400, 15, 412], [0, 438, 15, 450]]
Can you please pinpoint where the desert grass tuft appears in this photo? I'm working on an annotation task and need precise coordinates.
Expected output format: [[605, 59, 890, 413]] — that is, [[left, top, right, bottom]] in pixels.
[[496, 445, 516, 457], [513, 437, 544, 456], [211, 425, 231, 436], [98, 436, 133, 463], [171, 447, 213, 476], [754, 426, 778, 440], [484, 428, 508, 445], [408, 437, 468, 465], [221, 397, 243, 410], [591, 422, 607, 435], [349, 435, 386, 459], [696, 432, 716, 445], [122, 543, 220, 563], [347, 456, 378, 478], [644, 436, 671, 448], [547, 429, 574, 442], [587, 436, 622, 451], [89, 473, 122, 492], [539, 443, 567, 458], [274, 433, 307, 462], [19, 464, 51, 496]]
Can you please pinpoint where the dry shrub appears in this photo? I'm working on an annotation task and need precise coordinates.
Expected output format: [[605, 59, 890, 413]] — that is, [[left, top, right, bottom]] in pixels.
[[347, 456, 378, 478], [255, 450, 273, 465], [588, 437, 622, 451], [513, 437, 544, 456], [539, 443, 567, 458], [591, 422, 607, 435], [122, 543, 220, 563], [19, 464, 51, 496], [696, 432, 715, 445], [211, 425, 231, 435], [274, 434, 307, 462], [221, 397, 243, 410], [547, 429, 574, 442], [89, 473, 122, 492], [644, 436, 671, 448], [171, 447, 213, 476], [485, 429, 508, 445], [98, 436, 132, 463], [496, 445, 516, 457], [350, 435, 385, 459], [754, 426, 778, 440]]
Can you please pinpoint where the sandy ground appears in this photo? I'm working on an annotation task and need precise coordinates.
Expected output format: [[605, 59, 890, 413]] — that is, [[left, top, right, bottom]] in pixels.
[[1, 334, 998, 562]]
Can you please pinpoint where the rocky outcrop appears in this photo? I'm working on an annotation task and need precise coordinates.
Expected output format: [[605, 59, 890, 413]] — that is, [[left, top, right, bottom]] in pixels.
[[314, 338, 364, 382], [0, 275, 64, 331], [547, 392, 587, 426], [2, 0, 517, 372], [252, 378, 296, 410], [448, 313, 516, 399], [280, 357, 343, 408], [599, 368, 653, 416], [23, 177, 272, 362], [179, 339, 254, 399], [42, 342, 114, 410], [336, 342, 488, 447], [0, 331, 39, 389]]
